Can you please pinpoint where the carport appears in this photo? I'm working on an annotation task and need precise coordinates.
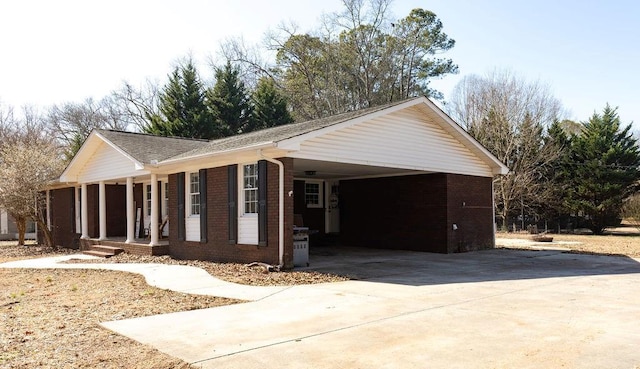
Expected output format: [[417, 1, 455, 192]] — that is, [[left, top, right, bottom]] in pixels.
[[285, 96, 507, 257]]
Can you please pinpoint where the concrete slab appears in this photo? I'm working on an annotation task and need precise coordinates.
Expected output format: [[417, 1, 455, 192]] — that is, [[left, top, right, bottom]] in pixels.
[[4, 248, 640, 367], [98, 249, 640, 368], [0, 254, 287, 301]]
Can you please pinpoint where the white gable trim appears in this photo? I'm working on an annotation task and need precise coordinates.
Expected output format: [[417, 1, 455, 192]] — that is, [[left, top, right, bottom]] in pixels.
[[277, 96, 508, 176], [59, 130, 145, 183]]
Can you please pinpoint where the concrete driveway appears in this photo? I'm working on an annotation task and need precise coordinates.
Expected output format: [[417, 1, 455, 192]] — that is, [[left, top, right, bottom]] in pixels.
[[102, 248, 640, 368]]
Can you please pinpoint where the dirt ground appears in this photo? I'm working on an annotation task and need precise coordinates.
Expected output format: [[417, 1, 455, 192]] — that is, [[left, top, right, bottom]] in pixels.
[[0, 242, 347, 368], [496, 229, 640, 257]]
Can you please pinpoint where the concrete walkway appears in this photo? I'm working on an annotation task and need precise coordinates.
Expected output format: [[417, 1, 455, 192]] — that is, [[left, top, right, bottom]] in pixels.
[[3, 249, 640, 368], [0, 254, 287, 301]]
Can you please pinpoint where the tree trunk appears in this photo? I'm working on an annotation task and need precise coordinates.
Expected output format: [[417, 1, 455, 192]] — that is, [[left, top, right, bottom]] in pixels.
[[12, 214, 26, 246], [35, 217, 54, 248]]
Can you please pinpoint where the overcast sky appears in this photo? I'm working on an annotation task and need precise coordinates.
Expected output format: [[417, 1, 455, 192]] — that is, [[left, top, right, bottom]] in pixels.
[[1, 0, 638, 130]]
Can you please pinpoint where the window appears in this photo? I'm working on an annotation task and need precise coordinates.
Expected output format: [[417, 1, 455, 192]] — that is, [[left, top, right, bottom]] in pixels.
[[146, 184, 152, 216], [189, 172, 200, 216], [242, 163, 258, 214], [164, 182, 169, 217], [305, 181, 323, 208]]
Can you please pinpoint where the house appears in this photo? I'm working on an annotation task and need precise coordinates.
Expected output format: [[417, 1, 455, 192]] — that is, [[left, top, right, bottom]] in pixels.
[[45, 96, 508, 268], [0, 209, 36, 241]]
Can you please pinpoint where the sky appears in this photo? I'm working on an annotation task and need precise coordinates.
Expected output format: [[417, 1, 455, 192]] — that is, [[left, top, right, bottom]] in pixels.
[[1, 0, 638, 131]]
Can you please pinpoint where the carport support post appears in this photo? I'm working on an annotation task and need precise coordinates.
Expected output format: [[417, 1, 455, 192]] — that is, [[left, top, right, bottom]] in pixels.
[[149, 173, 159, 246], [98, 181, 107, 240], [81, 183, 88, 239], [125, 177, 134, 243]]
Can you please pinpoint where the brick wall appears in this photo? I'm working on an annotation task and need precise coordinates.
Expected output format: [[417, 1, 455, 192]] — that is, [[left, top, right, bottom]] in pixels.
[[106, 185, 126, 237], [340, 173, 449, 253], [445, 174, 494, 252], [50, 187, 79, 249], [168, 158, 294, 267], [339, 173, 495, 254]]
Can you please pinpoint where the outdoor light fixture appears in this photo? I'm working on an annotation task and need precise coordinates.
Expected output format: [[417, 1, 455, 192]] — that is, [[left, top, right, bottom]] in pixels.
[[304, 170, 316, 176]]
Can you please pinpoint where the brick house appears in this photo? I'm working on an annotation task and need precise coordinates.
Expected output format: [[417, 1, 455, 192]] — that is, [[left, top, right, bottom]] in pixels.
[[46, 96, 508, 268]]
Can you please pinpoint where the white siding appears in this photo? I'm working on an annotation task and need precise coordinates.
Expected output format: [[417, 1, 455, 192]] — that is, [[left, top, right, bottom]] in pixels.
[[0, 209, 8, 235], [77, 142, 145, 183], [185, 217, 200, 241], [290, 109, 493, 177], [185, 174, 200, 241], [238, 216, 258, 244]]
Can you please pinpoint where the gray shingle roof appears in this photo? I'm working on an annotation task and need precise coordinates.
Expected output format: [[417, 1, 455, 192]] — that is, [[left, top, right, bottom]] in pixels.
[[168, 97, 419, 161], [96, 130, 209, 164]]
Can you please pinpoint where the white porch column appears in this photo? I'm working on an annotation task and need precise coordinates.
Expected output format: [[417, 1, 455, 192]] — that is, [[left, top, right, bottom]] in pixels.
[[149, 174, 159, 246], [45, 190, 51, 230], [99, 181, 107, 240], [81, 183, 89, 239], [125, 177, 135, 243]]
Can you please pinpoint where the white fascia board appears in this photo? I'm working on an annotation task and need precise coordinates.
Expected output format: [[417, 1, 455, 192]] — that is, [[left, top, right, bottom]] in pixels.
[[276, 98, 426, 150]]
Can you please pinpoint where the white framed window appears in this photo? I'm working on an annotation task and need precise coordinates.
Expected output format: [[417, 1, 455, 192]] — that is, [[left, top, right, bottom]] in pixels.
[[146, 184, 152, 216], [189, 172, 200, 216], [241, 163, 258, 215], [305, 181, 323, 208]]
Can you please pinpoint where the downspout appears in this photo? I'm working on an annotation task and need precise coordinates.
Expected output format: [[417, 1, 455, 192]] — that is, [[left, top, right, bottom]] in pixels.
[[258, 150, 285, 268]]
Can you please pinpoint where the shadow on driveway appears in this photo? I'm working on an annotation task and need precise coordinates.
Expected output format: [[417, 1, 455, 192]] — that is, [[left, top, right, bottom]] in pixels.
[[302, 246, 640, 286]]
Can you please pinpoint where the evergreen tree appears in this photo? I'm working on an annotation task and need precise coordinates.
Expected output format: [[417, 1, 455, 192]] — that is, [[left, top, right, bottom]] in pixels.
[[566, 105, 640, 234], [207, 62, 251, 136], [145, 59, 218, 139], [248, 77, 293, 132]]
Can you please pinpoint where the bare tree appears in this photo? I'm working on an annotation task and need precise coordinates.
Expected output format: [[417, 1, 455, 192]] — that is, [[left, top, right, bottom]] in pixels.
[[0, 106, 64, 246], [448, 70, 564, 231], [110, 80, 161, 132], [622, 192, 640, 231], [46, 97, 130, 161]]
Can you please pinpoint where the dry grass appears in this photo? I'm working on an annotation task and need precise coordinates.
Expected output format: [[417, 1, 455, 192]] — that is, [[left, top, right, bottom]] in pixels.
[[497, 231, 640, 257], [0, 241, 348, 368], [0, 267, 237, 368]]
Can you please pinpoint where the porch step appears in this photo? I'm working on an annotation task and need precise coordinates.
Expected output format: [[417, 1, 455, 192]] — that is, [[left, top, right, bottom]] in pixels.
[[83, 245, 124, 258]]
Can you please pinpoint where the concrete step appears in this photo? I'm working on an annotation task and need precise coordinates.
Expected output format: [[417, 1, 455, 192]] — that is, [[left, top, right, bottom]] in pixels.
[[83, 250, 117, 258], [90, 245, 125, 255], [83, 245, 125, 258]]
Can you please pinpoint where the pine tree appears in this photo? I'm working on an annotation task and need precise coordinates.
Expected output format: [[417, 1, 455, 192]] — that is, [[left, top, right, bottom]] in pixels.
[[145, 59, 217, 139], [207, 62, 251, 136], [566, 105, 640, 234], [248, 77, 293, 132]]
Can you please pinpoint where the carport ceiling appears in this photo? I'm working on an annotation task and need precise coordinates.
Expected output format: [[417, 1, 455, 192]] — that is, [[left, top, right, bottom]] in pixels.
[[292, 158, 429, 180]]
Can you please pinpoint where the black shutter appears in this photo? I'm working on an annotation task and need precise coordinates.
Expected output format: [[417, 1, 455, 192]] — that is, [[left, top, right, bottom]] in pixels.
[[258, 160, 268, 246], [199, 169, 208, 243], [228, 165, 237, 244], [177, 172, 185, 241]]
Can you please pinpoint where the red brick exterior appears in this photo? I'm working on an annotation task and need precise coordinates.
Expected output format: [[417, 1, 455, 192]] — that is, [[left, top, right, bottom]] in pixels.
[[339, 173, 494, 253], [50, 187, 79, 249], [168, 158, 295, 268]]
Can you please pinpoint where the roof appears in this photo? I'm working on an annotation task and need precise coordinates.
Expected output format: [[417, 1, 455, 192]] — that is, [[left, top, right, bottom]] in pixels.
[[96, 130, 209, 164], [60, 96, 508, 181], [168, 97, 417, 161]]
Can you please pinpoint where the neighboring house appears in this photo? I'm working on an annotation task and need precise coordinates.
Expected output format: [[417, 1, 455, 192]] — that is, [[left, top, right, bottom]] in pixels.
[[0, 209, 36, 241], [45, 96, 508, 268]]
